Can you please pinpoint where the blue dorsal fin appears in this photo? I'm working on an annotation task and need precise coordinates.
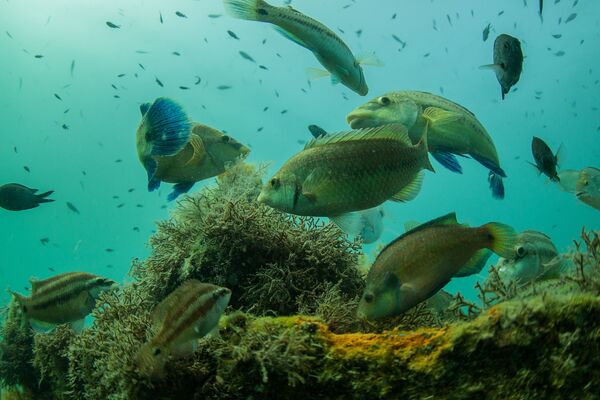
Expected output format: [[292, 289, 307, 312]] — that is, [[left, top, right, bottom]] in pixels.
[[139, 102, 151, 116], [144, 97, 191, 157], [375, 213, 459, 262]]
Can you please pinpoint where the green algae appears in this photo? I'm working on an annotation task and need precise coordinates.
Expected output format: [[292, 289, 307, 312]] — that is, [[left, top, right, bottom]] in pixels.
[[0, 165, 598, 400]]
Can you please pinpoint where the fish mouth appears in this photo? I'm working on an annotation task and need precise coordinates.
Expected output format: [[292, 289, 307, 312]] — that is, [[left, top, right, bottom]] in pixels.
[[346, 111, 375, 129], [257, 191, 266, 204]]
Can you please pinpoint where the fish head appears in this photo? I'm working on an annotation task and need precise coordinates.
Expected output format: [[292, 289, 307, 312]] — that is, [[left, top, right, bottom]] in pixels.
[[212, 287, 232, 314], [576, 167, 600, 196], [357, 271, 407, 320], [347, 63, 368, 96], [257, 171, 299, 213], [357, 207, 385, 244], [557, 170, 580, 193], [205, 133, 251, 168], [88, 277, 118, 299], [135, 341, 170, 380], [496, 242, 542, 285], [346, 93, 418, 130]]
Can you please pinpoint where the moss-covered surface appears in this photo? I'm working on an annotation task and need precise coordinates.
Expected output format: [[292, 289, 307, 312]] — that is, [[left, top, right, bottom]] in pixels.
[[0, 165, 598, 399]]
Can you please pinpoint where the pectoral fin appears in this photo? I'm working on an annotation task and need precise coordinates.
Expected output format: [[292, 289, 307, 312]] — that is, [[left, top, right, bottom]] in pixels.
[[422, 107, 464, 137], [454, 249, 492, 277], [390, 172, 424, 202], [186, 136, 206, 166]]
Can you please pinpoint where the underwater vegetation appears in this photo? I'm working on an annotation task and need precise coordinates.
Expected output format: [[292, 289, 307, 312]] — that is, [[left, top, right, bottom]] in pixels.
[[1, 167, 599, 399]]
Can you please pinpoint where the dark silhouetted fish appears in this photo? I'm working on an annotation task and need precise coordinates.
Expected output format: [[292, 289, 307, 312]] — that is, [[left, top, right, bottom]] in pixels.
[[530, 136, 561, 182], [106, 21, 120, 29], [66, 202, 80, 214], [480, 34, 523, 99], [0, 184, 54, 211]]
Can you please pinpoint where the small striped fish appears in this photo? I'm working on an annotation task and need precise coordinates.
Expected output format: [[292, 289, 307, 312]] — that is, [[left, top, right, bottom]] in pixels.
[[135, 280, 231, 379], [10, 272, 116, 332], [223, 0, 379, 96]]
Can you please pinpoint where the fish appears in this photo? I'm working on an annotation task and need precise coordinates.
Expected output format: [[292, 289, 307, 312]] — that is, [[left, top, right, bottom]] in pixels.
[[258, 124, 433, 218], [557, 169, 580, 193], [333, 206, 386, 244], [155, 77, 164, 87], [480, 34, 524, 99], [0, 184, 54, 211], [239, 50, 255, 62], [217, 85, 232, 90], [227, 30, 239, 39], [222, 0, 380, 96], [66, 202, 80, 214], [539, 0, 544, 19], [357, 213, 516, 320], [530, 136, 561, 182], [34, 54, 44, 59], [70, 60, 75, 78], [482, 23, 492, 42], [575, 167, 600, 211], [346, 91, 507, 199], [136, 98, 250, 201], [106, 21, 120, 29], [494, 230, 566, 286], [135, 280, 231, 379], [565, 13, 577, 23], [23, 166, 30, 172], [8, 272, 116, 332], [160, 12, 163, 23], [175, 11, 187, 18], [40, 238, 49, 245]]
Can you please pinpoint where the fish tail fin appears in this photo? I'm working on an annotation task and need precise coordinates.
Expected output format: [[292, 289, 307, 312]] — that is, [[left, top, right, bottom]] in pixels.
[[36, 190, 54, 203], [223, 0, 273, 22], [417, 120, 435, 172], [488, 172, 505, 199], [482, 222, 517, 258], [144, 97, 191, 157]]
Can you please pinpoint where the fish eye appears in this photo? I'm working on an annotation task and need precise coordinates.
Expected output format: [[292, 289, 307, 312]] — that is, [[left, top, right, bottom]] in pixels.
[[364, 293, 374, 303], [153, 348, 161, 356], [270, 178, 280, 188], [378, 96, 391, 106], [222, 135, 230, 143], [504, 43, 510, 50], [516, 246, 526, 257]]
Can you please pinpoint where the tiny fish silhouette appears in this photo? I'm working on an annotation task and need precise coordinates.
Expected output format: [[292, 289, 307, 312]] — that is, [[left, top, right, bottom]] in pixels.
[[227, 30, 239, 40], [175, 11, 187, 18], [106, 21, 120, 29], [66, 202, 80, 214]]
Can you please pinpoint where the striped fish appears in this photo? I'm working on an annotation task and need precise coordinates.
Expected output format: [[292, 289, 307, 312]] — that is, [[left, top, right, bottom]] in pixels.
[[9, 272, 116, 332], [135, 280, 231, 379], [223, 0, 380, 96]]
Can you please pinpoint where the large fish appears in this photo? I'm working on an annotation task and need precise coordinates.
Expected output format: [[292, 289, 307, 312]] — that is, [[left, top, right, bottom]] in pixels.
[[530, 136, 561, 182], [258, 124, 433, 218], [0, 183, 54, 211], [357, 212, 516, 320], [480, 34, 524, 99], [346, 91, 507, 199], [9, 272, 116, 332], [222, 0, 378, 96], [494, 230, 565, 286], [136, 98, 250, 201], [135, 280, 231, 379]]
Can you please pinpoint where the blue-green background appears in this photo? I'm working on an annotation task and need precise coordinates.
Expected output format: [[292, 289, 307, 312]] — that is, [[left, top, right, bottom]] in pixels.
[[1, 0, 598, 305]]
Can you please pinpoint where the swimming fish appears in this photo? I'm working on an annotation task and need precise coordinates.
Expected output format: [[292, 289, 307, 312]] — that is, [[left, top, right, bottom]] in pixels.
[[222, 0, 379, 96], [66, 202, 80, 214], [106, 21, 120, 29], [480, 34, 524, 99], [136, 98, 250, 201], [575, 167, 600, 211], [9, 272, 116, 332], [482, 23, 492, 42], [0, 184, 54, 211], [258, 124, 433, 218], [494, 230, 565, 286], [135, 280, 231, 379], [346, 91, 507, 198], [530, 136, 561, 182], [357, 212, 516, 320], [333, 206, 386, 244]]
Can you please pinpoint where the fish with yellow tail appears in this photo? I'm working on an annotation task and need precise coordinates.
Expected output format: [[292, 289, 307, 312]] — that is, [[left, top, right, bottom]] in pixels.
[[222, 0, 380, 96], [135, 280, 231, 380], [346, 90, 507, 199], [258, 124, 433, 221], [136, 97, 250, 201], [357, 212, 517, 321], [9, 272, 117, 332]]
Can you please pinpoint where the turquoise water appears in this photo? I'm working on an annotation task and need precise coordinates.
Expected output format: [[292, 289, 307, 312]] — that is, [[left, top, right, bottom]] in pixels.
[[1, 0, 598, 305]]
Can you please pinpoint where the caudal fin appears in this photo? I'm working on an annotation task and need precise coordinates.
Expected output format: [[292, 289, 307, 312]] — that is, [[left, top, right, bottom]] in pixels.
[[483, 222, 517, 258], [417, 121, 434, 172], [36, 190, 55, 204], [488, 172, 505, 199], [144, 97, 191, 157], [223, 0, 273, 21]]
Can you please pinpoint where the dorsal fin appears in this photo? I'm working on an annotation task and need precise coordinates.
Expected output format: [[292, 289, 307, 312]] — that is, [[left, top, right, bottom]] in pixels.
[[304, 124, 411, 150], [29, 278, 42, 294], [375, 212, 459, 261]]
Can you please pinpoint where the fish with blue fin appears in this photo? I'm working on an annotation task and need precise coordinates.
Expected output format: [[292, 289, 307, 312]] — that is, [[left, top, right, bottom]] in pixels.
[[346, 91, 507, 199], [136, 98, 250, 201]]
